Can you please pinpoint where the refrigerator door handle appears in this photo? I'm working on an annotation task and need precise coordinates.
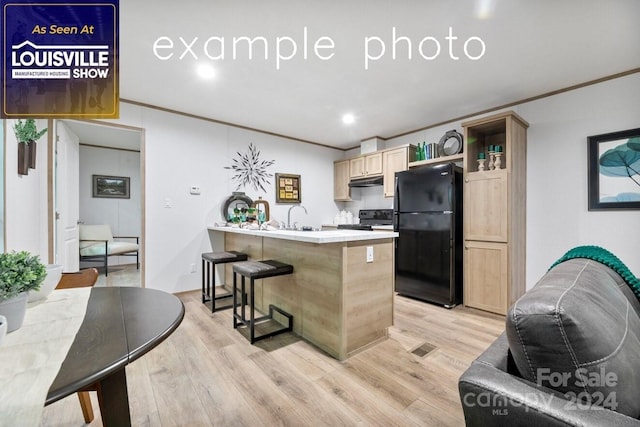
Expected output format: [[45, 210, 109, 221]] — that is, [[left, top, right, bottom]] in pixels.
[[394, 175, 400, 232], [394, 175, 400, 212]]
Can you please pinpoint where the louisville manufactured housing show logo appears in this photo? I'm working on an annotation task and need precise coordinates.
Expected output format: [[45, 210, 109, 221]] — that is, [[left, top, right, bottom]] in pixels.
[[1, 0, 119, 118]]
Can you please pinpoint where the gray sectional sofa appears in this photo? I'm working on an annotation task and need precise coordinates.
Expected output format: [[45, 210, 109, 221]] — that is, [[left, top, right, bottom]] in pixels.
[[459, 257, 640, 426]]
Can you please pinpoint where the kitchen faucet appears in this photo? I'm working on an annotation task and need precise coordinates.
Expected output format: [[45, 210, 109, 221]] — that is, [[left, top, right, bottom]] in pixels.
[[287, 204, 308, 229]]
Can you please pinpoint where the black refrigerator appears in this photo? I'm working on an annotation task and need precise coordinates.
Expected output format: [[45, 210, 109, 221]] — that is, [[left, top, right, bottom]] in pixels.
[[394, 163, 463, 307]]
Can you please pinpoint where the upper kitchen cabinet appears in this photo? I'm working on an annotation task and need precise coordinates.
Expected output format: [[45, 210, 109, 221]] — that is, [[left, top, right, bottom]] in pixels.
[[349, 152, 383, 179], [335, 145, 415, 201], [383, 145, 416, 198], [334, 159, 351, 201], [462, 111, 528, 315]]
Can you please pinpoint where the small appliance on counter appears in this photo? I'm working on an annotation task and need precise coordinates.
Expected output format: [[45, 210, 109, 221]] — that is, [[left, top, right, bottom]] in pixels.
[[337, 209, 393, 231]]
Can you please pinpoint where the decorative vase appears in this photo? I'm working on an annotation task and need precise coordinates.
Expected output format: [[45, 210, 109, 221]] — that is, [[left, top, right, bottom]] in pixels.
[[28, 140, 37, 169], [494, 153, 502, 169], [18, 143, 29, 175], [0, 292, 29, 332]]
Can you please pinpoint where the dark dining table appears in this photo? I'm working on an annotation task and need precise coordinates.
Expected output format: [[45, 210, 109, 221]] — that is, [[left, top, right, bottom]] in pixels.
[[46, 287, 185, 426]]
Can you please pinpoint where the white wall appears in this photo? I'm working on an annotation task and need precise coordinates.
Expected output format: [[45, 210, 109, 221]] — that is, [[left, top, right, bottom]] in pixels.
[[345, 73, 640, 289], [5, 119, 49, 259], [79, 145, 141, 266], [520, 73, 640, 288], [103, 103, 344, 293]]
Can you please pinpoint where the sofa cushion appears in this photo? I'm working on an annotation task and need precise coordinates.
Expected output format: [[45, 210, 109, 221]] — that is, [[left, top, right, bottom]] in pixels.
[[79, 241, 138, 257], [506, 258, 640, 418]]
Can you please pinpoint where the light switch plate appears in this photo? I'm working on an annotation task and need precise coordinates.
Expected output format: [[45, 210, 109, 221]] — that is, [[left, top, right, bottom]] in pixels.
[[366, 246, 374, 263]]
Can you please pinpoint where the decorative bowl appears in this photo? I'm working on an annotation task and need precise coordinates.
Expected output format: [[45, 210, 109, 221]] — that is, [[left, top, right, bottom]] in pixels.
[[0, 315, 6, 345], [28, 264, 63, 302]]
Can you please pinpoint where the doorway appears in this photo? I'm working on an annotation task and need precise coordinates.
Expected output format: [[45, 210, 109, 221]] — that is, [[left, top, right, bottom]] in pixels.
[[53, 119, 145, 287]]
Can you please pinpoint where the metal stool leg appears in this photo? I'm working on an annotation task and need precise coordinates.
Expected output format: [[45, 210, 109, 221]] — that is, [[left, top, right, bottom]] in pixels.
[[201, 258, 207, 304], [207, 261, 211, 303], [233, 270, 238, 329], [250, 277, 255, 343], [210, 261, 217, 313], [241, 276, 246, 323]]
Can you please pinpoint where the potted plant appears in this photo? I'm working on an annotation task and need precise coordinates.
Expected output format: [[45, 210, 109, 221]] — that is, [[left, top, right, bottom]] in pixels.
[[0, 251, 46, 332], [13, 118, 48, 174]]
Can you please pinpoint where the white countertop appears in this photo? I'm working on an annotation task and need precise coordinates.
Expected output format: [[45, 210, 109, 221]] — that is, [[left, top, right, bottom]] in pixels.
[[208, 225, 398, 244]]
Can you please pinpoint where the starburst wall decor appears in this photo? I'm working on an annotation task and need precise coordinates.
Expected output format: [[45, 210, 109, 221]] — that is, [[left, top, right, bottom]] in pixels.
[[225, 143, 275, 192]]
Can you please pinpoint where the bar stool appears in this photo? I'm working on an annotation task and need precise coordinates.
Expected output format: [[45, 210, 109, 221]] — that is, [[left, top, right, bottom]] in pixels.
[[201, 251, 248, 313], [232, 260, 294, 344]]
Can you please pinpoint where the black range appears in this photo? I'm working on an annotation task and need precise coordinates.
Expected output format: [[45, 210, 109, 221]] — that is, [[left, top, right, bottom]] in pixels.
[[337, 209, 394, 230]]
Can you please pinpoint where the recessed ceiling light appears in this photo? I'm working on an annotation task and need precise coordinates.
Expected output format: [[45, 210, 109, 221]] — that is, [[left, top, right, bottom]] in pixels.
[[475, 0, 495, 19], [196, 63, 216, 79], [342, 113, 355, 125]]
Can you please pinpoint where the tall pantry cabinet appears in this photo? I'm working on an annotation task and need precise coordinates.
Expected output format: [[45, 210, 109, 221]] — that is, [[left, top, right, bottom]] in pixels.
[[462, 111, 529, 315]]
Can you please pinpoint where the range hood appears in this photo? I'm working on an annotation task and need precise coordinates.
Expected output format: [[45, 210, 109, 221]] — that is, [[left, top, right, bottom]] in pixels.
[[349, 175, 384, 187]]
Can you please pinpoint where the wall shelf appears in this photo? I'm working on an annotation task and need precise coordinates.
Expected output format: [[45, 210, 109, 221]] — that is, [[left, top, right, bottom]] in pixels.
[[408, 153, 463, 169]]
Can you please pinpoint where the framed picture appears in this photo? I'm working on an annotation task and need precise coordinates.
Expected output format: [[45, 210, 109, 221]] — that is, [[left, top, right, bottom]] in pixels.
[[275, 173, 301, 203], [92, 175, 130, 199], [588, 128, 640, 210]]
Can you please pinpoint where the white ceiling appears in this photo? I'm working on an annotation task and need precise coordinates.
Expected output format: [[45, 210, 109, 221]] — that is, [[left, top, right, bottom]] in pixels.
[[112, 1, 639, 150]]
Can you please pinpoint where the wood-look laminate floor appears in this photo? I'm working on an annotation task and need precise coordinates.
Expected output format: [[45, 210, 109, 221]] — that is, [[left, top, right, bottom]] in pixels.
[[92, 263, 141, 288], [42, 273, 504, 427]]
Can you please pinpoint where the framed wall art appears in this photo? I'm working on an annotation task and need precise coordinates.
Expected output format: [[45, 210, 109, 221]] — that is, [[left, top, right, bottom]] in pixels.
[[93, 175, 130, 199], [588, 128, 640, 210], [275, 173, 301, 203]]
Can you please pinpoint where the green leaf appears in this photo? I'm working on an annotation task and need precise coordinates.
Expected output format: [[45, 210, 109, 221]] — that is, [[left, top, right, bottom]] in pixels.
[[599, 144, 640, 178], [627, 137, 640, 152], [0, 251, 46, 300], [12, 118, 48, 144]]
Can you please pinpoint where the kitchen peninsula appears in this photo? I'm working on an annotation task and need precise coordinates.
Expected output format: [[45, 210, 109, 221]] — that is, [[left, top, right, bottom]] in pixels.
[[207, 226, 397, 360]]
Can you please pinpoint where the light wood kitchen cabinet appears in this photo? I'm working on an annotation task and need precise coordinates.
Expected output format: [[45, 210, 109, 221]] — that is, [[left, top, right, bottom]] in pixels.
[[383, 146, 416, 197], [349, 152, 383, 178], [464, 170, 508, 242], [333, 159, 351, 201], [462, 111, 528, 315], [464, 241, 508, 314]]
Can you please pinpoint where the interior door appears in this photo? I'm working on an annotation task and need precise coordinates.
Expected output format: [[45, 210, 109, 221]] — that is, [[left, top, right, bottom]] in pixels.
[[55, 121, 80, 272]]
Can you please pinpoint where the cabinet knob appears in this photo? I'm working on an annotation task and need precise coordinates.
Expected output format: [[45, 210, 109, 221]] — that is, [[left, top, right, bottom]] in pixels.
[[465, 179, 469, 183]]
